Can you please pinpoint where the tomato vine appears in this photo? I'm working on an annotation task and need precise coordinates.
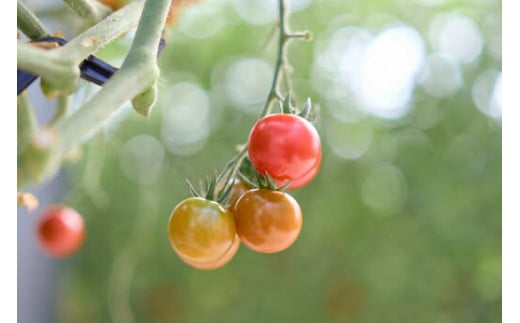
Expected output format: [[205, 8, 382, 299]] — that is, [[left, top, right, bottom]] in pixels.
[[166, 0, 321, 269]]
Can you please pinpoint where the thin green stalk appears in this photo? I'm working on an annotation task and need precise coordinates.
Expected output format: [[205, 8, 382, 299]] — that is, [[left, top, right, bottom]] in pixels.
[[17, 93, 38, 155], [51, 95, 73, 124], [17, 0, 49, 40], [63, 0, 110, 23], [18, 0, 170, 188], [61, 0, 145, 62], [260, 0, 291, 117], [55, 0, 170, 153], [55, 67, 153, 153], [17, 43, 78, 94]]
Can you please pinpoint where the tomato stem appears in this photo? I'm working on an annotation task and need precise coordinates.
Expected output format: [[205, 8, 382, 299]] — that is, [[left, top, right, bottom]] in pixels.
[[17, 92, 38, 156], [259, 0, 308, 118], [50, 95, 74, 125], [17, 1, 146, 96], [17, 0, 171, 188], [63, 0, 111, 24], [17, 0, 49, 40]]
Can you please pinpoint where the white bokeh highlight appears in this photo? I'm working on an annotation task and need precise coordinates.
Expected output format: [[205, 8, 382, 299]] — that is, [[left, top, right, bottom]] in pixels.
[[225, 58, 273, 115], [232, 0, 312, 25], [361, 163, 407, 215], [312, 25, 425, 121], [418, 52, 463, 98], [357, 25, 425, 119], [160, 82, 211, 156], [429, 13, 483, 64], [472, 70, 502, 120], [119, 135, 165, 184]]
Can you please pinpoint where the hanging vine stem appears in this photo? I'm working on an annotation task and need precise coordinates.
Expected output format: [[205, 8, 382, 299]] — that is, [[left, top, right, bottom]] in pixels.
[[62, 0, 111, 24], [259, 0, 312, 117], [202, 0, 312, 201], [17, 0, 171, 188], [17, 0, 50, 40]]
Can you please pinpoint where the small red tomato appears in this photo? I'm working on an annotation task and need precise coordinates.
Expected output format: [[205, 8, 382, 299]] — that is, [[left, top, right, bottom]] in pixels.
[[36, 205, 86, 258], [276, 149, 322, 190], [232, 189, 302, 253], [248, 114, 321, 186]]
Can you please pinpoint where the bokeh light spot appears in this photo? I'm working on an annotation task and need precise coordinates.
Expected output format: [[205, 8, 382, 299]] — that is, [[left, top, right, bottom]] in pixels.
[[357, 25, 425, 119], [429, 13, 483, 64], [160, 82, 211, 156], [119, 135, 165, 184], [326, 119, 372, 160], [225, 58, 273, 115], [232, 0, 312, 25], [361, 163, 407, 215], [176, 1, 233, 39], [418, 52, 463, 98], [472, 70, 502, 120]]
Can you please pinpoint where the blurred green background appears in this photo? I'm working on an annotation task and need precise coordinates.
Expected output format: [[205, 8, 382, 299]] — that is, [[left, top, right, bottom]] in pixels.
[[19, 0, 501, 322]]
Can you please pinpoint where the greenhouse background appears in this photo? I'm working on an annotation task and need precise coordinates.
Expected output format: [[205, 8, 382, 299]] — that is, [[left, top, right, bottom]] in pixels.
[[18, 0, 502, 322]]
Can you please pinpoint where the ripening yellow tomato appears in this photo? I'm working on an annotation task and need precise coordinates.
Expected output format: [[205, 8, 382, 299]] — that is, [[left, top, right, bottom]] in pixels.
[[168, 197, 236, 264]]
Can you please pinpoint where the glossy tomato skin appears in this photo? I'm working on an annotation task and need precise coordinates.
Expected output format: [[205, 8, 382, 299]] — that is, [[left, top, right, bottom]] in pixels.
[[232, 189, 302, 253], [276, 149, 322, 190], [177, 234, 240, 270], [228, 179, 252, 214], [36, 205, 86, 258], [168, 197, 236, 264], [248, 114, 321, 185]]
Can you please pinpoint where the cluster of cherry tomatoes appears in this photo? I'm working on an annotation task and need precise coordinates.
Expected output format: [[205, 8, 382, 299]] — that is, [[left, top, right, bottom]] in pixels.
[[167, 113, 322, 270]]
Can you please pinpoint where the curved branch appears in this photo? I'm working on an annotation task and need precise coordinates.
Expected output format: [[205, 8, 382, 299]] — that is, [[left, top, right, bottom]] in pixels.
[[17, 0, 49, 40]]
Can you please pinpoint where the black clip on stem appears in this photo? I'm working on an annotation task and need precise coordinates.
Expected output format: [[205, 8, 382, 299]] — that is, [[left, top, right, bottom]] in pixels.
[[17, 37, 167, 96]]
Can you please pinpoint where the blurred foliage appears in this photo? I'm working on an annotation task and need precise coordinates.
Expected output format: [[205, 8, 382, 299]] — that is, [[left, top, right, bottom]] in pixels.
[[27, 0, 501, 322]]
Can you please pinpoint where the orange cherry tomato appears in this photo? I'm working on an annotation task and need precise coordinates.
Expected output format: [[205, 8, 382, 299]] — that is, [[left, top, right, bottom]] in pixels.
[[168, 197, 236, 264], [176, 234, 240, 270], [232, 189, 302, 253]]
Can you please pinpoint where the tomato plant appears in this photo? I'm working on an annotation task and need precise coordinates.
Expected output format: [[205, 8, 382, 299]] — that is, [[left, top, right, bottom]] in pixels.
[[167, 197, 236, 265], [248, 114, 321, 188], [232, 189, 303, 253], [36, 205, 86, 258]]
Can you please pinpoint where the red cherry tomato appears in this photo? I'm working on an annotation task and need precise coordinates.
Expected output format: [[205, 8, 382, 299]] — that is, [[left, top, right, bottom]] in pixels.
[[248, 114, 321, 186], [232, 189, 302, 253], [168, 197, 236, 264], [276, 149, 322, 189], [36, 205, 86, 258]]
